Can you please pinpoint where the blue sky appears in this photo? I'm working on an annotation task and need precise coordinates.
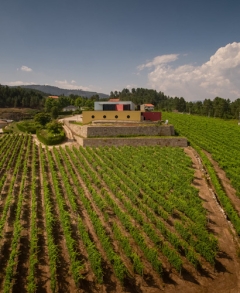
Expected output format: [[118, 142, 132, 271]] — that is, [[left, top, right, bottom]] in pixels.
[[1, 0, 240, 101]]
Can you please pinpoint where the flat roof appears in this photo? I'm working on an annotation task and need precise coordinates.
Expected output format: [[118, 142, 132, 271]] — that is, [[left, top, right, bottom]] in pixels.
[[96, 101, 135, 105]]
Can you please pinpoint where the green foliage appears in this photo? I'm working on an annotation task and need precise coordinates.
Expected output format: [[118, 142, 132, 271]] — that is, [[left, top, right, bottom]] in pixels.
[[36, 128, 65, 145], [0, 84, 45, 108], [16, 120, 38, 133], [0, 136, 222, 287], [51, 106, 59, 119], [46, 121, 63, 134], [34, 112, 51, 126], [44, 94, 97, 113], [163, 112, 240, 235], [111, 87, 239, 118]]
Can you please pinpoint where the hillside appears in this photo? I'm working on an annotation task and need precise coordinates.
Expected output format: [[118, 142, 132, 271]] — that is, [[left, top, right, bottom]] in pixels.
[[19, 85, 109, 99]]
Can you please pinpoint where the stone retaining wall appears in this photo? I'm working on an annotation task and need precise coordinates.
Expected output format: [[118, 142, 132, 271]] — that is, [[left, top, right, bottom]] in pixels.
[[86, 125, 174, 137], [74, 136, 188, 147], [65, 120, 174, 138]]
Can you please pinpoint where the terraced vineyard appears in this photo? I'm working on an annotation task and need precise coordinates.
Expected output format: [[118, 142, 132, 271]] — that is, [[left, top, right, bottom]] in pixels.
[[0, 134, 239, 293]]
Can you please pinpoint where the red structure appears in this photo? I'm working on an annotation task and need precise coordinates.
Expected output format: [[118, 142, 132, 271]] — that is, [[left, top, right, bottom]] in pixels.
[[116, 104, 124, 111], [141, 112, 161, 121]]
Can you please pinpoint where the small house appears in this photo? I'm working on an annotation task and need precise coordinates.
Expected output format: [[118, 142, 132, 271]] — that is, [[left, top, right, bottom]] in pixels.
[[140, 104, 154, 111], [62, 105, 78, 112]]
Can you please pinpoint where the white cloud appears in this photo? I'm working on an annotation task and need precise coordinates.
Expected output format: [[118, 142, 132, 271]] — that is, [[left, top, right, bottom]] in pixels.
[[126, 84, 137, 89], [139, 42, 240, 101], [138, 54, 179, 71], [5, 81, 35, 86], [20, 65, 32, 72], [55, 80, 91, 91]]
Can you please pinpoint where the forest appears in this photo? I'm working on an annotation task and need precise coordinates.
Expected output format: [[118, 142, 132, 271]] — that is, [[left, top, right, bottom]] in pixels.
[[111, 88, 240, 119], [1, 84, 240, 120]]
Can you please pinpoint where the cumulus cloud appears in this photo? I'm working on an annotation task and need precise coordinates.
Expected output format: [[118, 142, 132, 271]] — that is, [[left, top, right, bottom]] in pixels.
[[20, 65, 32, 72], [55, 80, 91, 91], [139, 42, 240, 101]]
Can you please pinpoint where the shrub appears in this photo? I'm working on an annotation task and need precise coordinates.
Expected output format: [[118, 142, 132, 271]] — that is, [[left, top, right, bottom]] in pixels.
[[36, 129, 66, 145], [17, 121, 38, 134]]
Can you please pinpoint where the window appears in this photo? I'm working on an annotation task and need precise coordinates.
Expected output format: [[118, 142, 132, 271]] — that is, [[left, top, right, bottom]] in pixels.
[[115, 115, 118, 118], [127, 115, 130, 119]]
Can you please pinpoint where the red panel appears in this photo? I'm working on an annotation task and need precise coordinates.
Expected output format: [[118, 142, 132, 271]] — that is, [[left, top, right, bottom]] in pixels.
[[142, 112, 161, 121], [116, 104, 124, 111]]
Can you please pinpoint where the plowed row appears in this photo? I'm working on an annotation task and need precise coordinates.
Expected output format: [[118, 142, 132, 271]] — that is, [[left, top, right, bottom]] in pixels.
[[0, 134, 239, 293]]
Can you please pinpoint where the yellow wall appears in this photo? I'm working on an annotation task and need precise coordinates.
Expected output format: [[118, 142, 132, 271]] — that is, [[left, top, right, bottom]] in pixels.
[[82, 111, 141, 124]]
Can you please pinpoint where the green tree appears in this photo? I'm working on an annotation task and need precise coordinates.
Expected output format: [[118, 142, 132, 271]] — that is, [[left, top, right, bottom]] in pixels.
[[46, 121, 63, 134], [51, 106, 59, 119], [34, 113, 51, 126]]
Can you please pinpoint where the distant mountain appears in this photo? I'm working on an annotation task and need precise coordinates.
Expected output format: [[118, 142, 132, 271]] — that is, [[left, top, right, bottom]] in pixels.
[[19, 85, 109, 99]]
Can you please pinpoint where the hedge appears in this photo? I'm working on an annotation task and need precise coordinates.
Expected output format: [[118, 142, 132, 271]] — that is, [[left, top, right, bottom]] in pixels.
[[17, 121, 37, 134], [36, 129, 66, 145]]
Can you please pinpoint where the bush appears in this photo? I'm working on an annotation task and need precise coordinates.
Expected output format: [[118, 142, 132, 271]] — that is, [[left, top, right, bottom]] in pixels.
[[17, 121, 38, 134], [36, 129, 66, 145], [46, 121, 63, 134], [34, 113, 51, 126]]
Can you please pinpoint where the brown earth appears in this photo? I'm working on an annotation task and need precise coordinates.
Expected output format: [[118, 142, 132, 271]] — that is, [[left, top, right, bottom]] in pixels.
[[0, 108, 38, 121], [181, 147, 240, 293], [203, 150, 240, 216]]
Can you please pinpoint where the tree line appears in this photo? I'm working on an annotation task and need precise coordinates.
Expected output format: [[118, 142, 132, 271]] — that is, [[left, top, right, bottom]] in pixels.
[[1, 84, 240, 120], [111, 88, 240, 119], [0, 85, 46, 108]]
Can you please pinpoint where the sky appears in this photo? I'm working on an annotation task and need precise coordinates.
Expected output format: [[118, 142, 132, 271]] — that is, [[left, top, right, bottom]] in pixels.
[[1, 0, 240, 101]]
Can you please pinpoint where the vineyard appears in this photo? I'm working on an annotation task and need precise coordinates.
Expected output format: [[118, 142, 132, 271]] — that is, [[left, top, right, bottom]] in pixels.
[[163, 113, 240, 234], [0, 134, 240, 292]]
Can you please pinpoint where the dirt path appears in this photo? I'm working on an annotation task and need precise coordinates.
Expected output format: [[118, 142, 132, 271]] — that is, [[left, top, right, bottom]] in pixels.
[[203, 150, 240, 216], [183, 146, 240, 293]]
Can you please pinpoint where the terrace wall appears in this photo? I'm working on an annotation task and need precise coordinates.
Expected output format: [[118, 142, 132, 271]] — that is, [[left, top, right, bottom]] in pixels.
[[65, 121, 175, 138], [73, 136, 187, 147]]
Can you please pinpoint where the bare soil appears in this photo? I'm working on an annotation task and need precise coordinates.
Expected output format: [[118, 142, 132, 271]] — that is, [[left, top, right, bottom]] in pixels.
[[182, 146, 240, 293], [203, 150, 240, 216]]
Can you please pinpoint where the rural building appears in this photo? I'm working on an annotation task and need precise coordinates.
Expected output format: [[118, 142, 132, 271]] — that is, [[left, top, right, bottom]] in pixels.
[[82, 111, 141, 124], [82, 101, 160, 124], [140, 104, 155, 111], [62, 105, 78, 112], [94, 101, 136, 111]]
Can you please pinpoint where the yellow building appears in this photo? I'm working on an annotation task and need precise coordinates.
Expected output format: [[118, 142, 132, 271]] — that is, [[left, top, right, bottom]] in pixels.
[[82, 111, 142, 124]]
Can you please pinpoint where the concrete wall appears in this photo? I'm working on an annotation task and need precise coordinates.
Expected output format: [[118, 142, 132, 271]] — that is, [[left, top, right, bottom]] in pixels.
[[76, 137, 187, 147], [82, 111, 141, 124]]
